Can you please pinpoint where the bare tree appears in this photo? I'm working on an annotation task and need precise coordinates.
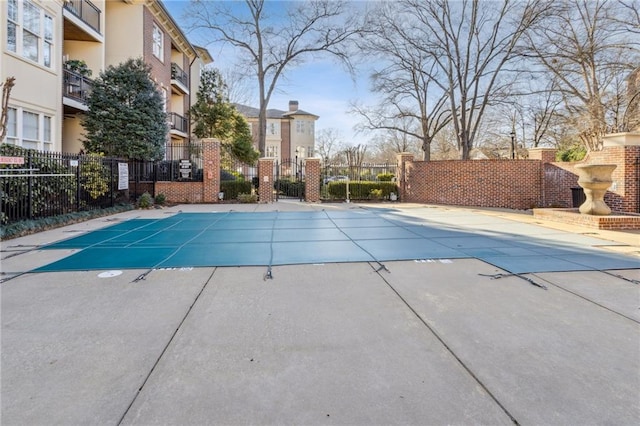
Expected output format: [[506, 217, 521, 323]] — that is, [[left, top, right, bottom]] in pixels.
[[524, 0, 639, 151], [405, 0, 548, 159], [615, 0, 640, 34], [185, 0, 361, 156], [343, 144, 368, 180], [528, 79, 565, 148], [368, 125, 422, 163], [0, 77, 16, 142], [315, 128, 343, 163], [353, 2, 452, 161]]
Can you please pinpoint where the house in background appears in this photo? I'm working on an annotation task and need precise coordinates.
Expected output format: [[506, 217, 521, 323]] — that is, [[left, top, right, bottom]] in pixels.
[[2, 0, 211, 154], [235, 100, 319, 161]]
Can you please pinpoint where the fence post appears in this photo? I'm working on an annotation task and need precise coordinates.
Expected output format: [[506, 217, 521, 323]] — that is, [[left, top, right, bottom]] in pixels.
[[396, 152, 414, 202], [27, 150, 33, 219], [76, 155, 81, 211], [304, 158, 321, 202], [201, 139, 220, 203], [258, 158, 275, 203]]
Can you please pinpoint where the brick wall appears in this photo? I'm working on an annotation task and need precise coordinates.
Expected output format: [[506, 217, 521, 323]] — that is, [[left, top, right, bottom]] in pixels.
[[143, 7, 171, 89], [398, 157, 542, 209], [398, 143, 639, 213], [156, 181, 205, 203], [155, 139, 220, 203], [541, 163, 577, 208], [281, 121, 291, 159]]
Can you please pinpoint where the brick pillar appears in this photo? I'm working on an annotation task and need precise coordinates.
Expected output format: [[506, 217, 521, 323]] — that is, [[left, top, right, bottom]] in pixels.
[[258, 158, 275, 203], [396, 152, 414, 202], [528, 147, 557, 163], [201, 138, 221, 203], [304, 158, 321, 202]]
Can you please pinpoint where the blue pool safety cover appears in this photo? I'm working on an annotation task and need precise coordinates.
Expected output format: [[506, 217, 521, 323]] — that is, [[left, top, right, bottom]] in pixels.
[[35, 210, 640, 273]]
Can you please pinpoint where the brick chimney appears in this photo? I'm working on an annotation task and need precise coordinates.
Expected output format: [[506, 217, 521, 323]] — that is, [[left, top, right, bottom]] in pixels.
[[289, 100, 299, 112]]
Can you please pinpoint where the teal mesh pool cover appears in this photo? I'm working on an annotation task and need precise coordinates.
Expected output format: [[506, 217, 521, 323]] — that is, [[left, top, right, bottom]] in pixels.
[[35, 211, 640, 274]]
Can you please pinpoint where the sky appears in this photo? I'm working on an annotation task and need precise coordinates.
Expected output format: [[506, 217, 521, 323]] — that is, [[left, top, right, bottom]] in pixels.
[[162, 0, 375, 147]]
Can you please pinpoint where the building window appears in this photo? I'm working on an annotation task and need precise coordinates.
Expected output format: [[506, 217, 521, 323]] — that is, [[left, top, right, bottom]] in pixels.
[[152, 23, 164, 60], [266, 145, 278, 158], [6, 108, 17, 145], [5, 107, 54, 150], [296, 120, 305, 134], [43, 15, 53, 67], [268, 120, 279, 136], [43, 115, 52, 150], [23, 111, 39, 149], [161, 86, 167, 112], [6, 0, 54, 68], [7, 0, 17, 52]]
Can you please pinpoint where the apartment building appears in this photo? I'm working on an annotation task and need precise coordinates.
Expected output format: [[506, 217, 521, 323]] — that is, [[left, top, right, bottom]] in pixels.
[[1, 0, 211, 153], [235, 100, 319, 161], [3, 0, 65, 152]]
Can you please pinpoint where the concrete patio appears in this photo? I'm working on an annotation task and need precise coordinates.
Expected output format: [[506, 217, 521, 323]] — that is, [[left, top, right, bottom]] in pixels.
[[1, 202, 638, 425]]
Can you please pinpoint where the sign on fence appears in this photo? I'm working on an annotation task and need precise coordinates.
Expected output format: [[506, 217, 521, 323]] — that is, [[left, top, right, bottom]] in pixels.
[[118, 162, 129, 190], [180, 159, 191, 179], [0, 156, 25, 165]]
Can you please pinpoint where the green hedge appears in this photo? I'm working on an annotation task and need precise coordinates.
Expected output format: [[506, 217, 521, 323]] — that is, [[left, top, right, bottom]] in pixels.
[[326, 181, 398, 200], [220, 181, 252, 200], [1, 203, 133, 240]]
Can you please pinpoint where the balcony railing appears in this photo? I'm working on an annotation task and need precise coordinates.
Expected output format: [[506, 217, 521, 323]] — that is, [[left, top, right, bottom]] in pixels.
[[169, 112, 188, 134], [63, 68, 93, 104], [64, 0, 101, 33], [171, 63, 189, 88]]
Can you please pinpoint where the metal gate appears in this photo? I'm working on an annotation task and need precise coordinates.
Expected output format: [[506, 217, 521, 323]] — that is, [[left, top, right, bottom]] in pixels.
[[275, 158, 305, 201]]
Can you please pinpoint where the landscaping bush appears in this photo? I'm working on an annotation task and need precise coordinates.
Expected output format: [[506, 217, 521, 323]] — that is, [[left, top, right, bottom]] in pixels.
[[377, 173, 395, 182], [326, 181, 398, 200], [556, 145, 587, 162], [137, 192, 153, 208], [237, 193, 258, 203], [154, 193, 166, 205], [221, 180, 252, 200]]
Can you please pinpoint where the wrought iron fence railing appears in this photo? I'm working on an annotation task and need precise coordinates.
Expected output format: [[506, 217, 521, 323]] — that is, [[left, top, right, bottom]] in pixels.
[[1, 147, 122, 225], [219, 158, 258, 201], [63, 0, 101, 33], [320, 162, 398, 201]]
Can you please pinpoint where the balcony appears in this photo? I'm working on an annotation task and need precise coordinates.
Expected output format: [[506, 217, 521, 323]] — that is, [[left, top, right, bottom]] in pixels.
[[64, 0, 100, 34], [63, 68, 93, 111], [169, 112, 188, 137], [171, 63, 189, 95]]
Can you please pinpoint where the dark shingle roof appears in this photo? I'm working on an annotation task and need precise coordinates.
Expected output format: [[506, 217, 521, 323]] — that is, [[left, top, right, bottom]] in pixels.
[[234, 103, 318, 119]]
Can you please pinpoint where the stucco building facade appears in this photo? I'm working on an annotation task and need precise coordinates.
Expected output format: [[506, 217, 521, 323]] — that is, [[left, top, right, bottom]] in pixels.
[[1, 0, 210, 153]]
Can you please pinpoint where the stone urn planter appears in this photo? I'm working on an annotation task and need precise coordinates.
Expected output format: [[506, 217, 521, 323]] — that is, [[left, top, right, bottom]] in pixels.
[[575, 164, 617, 215]]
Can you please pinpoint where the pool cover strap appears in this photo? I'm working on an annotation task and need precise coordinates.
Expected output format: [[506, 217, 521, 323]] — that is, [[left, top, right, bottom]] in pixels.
[[323, 210, 389, 273], [264, 211, 278, 280]]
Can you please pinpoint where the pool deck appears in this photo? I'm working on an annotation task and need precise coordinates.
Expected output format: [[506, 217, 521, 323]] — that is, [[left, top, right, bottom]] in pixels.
[[1, 202, 639, 425]]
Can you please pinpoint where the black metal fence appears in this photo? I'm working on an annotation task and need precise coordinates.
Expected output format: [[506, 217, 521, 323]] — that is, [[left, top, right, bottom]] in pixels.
[[127, 143, 205, 199], [321, 162, 398, 201], [220, 157, 258, 201], [1, 147, 124, 225]]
